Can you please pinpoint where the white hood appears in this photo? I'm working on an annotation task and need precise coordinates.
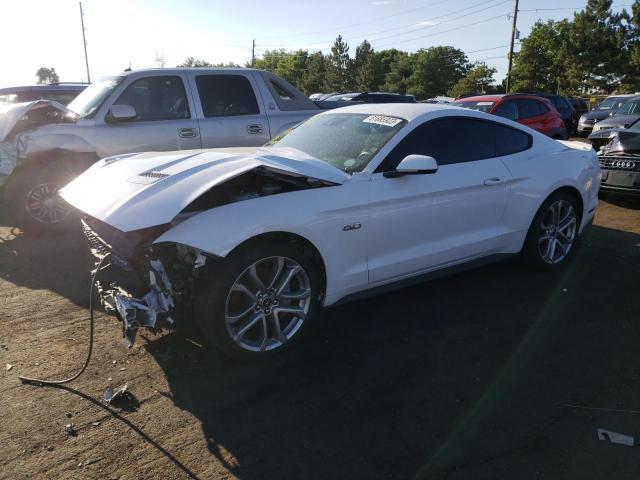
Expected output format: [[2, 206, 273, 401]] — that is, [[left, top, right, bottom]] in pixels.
[[60, 146, 349, 232]]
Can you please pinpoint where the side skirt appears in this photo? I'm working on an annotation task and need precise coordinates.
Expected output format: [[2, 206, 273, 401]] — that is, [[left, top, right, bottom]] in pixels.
[[329, 253, 515, 307]]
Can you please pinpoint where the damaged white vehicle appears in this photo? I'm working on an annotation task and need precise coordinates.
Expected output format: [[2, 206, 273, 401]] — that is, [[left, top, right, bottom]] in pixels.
[[61, 104, 600, 359]]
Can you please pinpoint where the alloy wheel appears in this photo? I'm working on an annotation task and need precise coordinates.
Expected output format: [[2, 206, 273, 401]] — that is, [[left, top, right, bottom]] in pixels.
[[225, 256, 312, 352], [537, 199, 577, 265], [25, 183, 71, 224]]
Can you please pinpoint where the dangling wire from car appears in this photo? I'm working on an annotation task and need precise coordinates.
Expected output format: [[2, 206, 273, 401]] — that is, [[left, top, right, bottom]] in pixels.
[[18, 253, 111, 386]]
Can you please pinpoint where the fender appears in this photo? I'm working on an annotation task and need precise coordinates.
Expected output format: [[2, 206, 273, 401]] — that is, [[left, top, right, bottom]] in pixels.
[[154, 180, 372, 304]]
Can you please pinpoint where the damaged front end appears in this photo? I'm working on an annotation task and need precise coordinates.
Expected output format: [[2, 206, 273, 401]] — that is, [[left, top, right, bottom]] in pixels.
[[592, 129, 640, 194], [83, 216, 209, 347]]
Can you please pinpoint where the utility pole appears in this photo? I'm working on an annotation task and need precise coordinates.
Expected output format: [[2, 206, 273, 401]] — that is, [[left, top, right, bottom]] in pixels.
[[79, 1, 91, 83], [251, 39, 256, 67], [505, 0, 519, 93]]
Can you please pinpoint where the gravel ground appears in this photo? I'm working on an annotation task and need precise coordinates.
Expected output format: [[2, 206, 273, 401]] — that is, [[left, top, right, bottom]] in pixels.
[[0, 193, 639, 480]]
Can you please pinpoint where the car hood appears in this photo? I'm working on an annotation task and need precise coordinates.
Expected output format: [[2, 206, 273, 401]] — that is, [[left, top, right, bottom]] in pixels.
[[0, 100, 75, 143], [595, 114, 640, 129], [60, 146, 350, 232], [581, 110, 613, 122]]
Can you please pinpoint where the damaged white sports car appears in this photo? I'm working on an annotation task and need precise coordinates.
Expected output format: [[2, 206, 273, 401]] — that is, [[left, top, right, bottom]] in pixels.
[[61, 104, 600, 359]]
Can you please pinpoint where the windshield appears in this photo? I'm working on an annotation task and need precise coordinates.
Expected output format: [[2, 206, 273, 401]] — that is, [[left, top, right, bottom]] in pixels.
[[268, 113, 406, 173], [450, 100, 495, 112], [596, 97, 628, 111], [67, 76, 123, 117], [614, 99, 640, 115]]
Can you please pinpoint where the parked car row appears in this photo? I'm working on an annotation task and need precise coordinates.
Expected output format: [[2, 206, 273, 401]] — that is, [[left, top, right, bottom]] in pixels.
[[450, 94, 568, 139]]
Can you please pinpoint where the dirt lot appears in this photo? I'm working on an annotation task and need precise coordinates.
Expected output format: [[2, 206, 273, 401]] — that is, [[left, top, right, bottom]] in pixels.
[[1, 193, 639, 480]]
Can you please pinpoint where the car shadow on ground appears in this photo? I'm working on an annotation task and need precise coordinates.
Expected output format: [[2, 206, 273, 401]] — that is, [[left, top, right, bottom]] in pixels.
[[142, 225, 640, 479], [599, 192, 640, 210], [0, 219, 90, 307]]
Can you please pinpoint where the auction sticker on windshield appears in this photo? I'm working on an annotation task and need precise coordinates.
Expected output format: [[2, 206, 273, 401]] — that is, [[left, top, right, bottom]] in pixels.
[[363, 115, 403, 127]]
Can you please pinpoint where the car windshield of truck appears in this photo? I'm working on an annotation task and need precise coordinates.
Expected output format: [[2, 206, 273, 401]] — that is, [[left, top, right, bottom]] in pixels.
[[67, 76, 123, 118], [450, 100, 495, 112], [596, 97, 627, 111], [268, 113, 406, 173], [614, 99, 640, 115]]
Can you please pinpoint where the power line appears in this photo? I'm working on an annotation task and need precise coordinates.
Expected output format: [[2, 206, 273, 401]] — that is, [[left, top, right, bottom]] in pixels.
[[257, 0, 510, 49], [258, 0, 453, 40], [374, 12, 509, 49]]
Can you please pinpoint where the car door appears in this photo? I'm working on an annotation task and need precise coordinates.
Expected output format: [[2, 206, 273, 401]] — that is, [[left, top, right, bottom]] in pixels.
[[95, 73, 201, 157], [187, 72, 270, 147], [366, 117, 512, 284]]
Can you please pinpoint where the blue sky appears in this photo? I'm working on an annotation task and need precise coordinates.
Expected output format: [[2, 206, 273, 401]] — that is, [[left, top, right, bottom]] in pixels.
[[0, 0, 633, 88]]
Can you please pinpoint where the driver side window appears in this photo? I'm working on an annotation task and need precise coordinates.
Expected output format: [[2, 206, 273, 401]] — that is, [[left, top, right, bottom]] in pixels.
[[113, 76, 190, 121], [376, 117, 495, 172]]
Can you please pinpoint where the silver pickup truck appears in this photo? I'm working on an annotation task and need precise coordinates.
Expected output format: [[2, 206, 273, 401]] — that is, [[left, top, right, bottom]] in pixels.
[[0, 68, 319, 232]]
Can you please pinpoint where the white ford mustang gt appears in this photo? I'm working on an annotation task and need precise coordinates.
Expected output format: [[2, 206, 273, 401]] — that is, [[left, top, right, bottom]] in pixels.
[[61, 104, 600, 359]]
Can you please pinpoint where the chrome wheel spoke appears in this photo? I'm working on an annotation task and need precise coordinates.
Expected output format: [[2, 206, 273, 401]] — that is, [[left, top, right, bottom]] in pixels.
[[273, 305, 306, 317], [274, 265, 301, 296], [226, 303, 256, 323], [248, 263, 266, 290], [235, 312, 263, 340], [270, 312, 288, 344], [231, 281, 256, 301], [267, 257, 285, 289], [279, 288, 311, 300], [545, 237, 557, 261]]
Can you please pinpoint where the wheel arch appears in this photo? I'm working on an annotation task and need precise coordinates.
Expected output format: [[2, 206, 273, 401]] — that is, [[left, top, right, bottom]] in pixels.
[[547, 185, 584, 224], [224, 231, 328, 299]]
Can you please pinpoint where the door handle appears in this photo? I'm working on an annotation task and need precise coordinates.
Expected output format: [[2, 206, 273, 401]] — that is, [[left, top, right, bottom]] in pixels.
[[178, 127, 198, 138], [247, 124, 263, 134], [483, 177, 504, 186]]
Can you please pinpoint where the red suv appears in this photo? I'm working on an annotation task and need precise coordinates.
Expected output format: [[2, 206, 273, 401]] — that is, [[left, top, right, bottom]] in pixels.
[[451, 94, 568, 139]]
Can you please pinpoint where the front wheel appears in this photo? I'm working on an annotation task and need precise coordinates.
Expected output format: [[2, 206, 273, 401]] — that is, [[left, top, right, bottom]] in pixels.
[[194, 241, 321, 359], [4, 161, 78, 235], [522, 193, 580, 270]]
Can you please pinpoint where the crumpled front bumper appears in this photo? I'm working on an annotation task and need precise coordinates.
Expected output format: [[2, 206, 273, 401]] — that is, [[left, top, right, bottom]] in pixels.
[[82, 218, 178, 347]]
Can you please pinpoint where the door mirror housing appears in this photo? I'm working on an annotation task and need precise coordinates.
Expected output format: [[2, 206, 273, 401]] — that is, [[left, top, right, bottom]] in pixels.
[[384, 154, 438, 178], [108, 104, 137, 122]]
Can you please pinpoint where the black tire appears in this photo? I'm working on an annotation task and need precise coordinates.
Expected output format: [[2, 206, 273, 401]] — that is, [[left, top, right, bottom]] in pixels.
[[3, 158, 79, 235], [194, 240, 322, 360], [522, 192, 580, 270]]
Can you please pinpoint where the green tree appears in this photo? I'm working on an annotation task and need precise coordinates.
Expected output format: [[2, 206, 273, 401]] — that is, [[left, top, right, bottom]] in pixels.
[[178, 57, 241, 68], [301, 51, 329, 94], [354, 40, 377, 91], [327, 35, 354, 91], [36, 67, 59, 84], [509, 20, 570, 93], [379, 51, 413, 94], [406, 46, 469, 99], [449, 62, 497, 98]]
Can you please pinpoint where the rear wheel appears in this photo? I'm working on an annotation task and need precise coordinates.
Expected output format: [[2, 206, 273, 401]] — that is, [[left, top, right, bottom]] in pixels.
[[522, 192, 579, 270], [194, 241, 321, 359]]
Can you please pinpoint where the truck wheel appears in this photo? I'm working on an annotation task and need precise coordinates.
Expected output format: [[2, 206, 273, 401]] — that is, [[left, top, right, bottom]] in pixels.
[[4, 159, 79, 235], [194, 240, 322, 360]]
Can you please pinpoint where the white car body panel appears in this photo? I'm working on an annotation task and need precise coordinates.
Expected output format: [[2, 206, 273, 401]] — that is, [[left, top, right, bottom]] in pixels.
[[62, 104, 601, 307]]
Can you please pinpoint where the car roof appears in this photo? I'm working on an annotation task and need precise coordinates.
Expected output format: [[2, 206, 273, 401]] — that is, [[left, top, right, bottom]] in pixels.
[[0, 84, 87, 94], [321, 102, 473, 121]]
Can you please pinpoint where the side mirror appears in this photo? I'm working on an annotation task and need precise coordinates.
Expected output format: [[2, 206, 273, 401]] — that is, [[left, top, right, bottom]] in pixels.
[[384, 154, 438, 178], [108, 104, 137, 122]]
